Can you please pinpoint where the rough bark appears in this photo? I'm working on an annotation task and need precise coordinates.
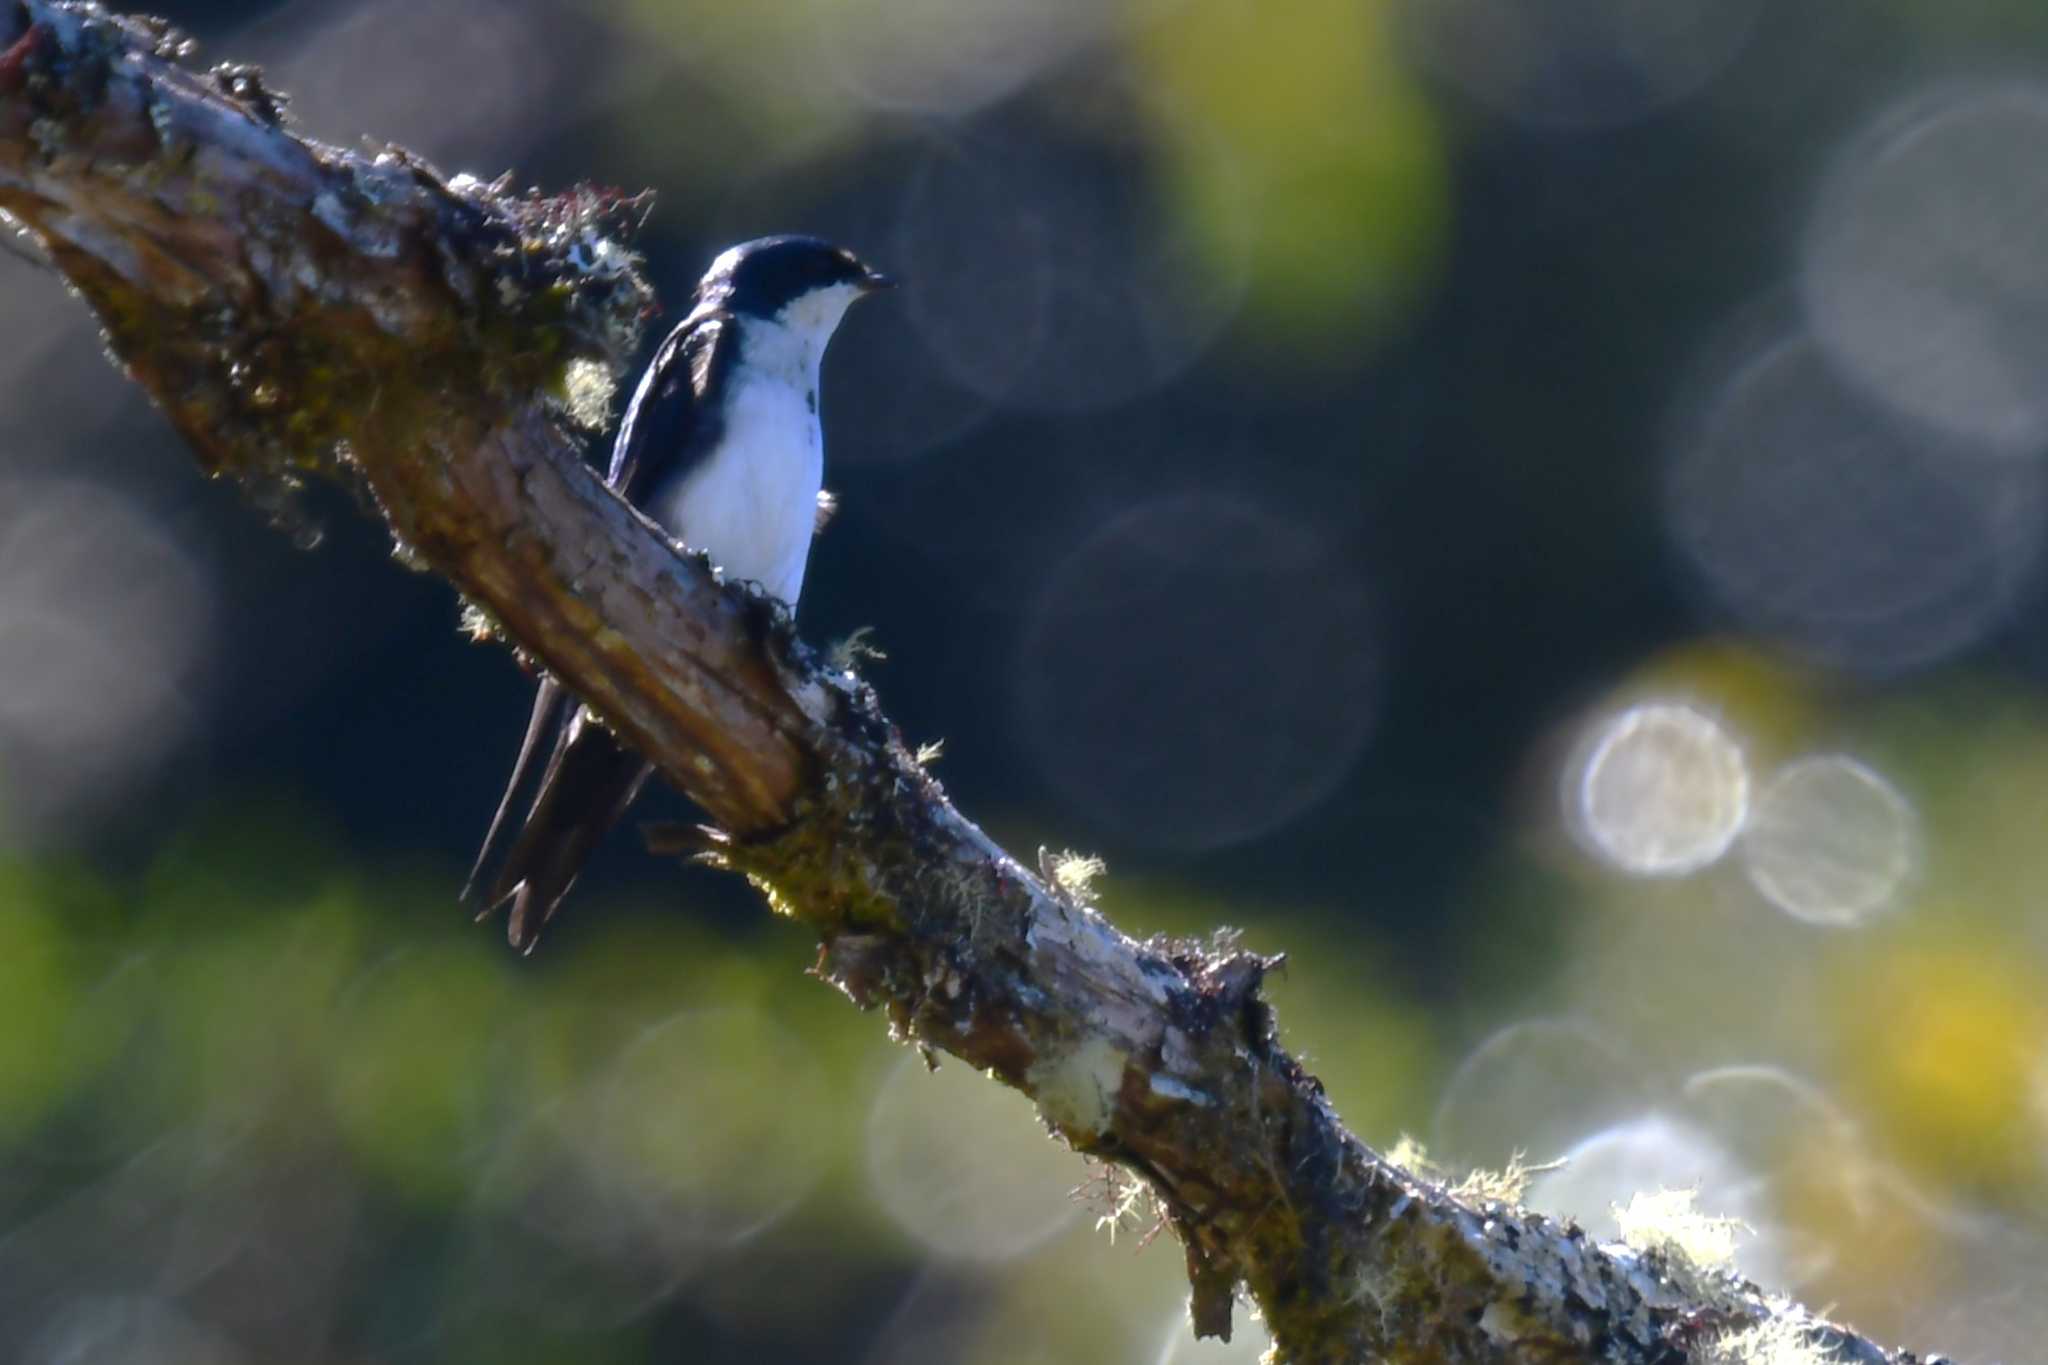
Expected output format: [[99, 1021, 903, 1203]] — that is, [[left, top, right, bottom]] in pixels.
[[0, 4, 1948, 1361]]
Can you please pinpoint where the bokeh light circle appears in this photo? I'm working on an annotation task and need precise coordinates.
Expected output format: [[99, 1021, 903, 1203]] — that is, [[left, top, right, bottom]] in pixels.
[[814, 0, 1115, 117], [1396, 0, 1762, 129], [1018, 492, 1382, 852], [458, 1095, 703, 1332], [325, 946, 507, 1198], [1803, 83, 2048, 457], [891, 125, 1248, 414], [592, 1007, 831, 1248], [1675, 1063, 1874, 1286], [252, 0, 557, 166], [1665, 326, 2041, 675], [0, 480, 212, 828], [1432, 1018, 1649, 1170], [1570, 703, 1748, 877], [1740, 756, 1915, 928], [1680, 1064, 1862, 1173], [865, 1053, 1079, 1263]]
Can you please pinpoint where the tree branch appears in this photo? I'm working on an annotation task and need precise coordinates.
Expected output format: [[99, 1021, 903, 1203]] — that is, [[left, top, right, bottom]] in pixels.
[[0, 4, 1943, 1361]]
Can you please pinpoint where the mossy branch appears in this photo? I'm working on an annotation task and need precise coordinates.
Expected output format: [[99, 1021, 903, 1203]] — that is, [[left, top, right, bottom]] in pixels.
[[0, 4, 1947, 1361]]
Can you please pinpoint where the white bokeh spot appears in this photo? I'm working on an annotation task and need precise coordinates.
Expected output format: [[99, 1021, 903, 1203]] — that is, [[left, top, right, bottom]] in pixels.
[[1741, 755, 1915, 928], [1573, 703, 1749, 877]]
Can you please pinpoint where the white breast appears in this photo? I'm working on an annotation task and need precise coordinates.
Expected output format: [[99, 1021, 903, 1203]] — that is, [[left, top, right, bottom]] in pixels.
[[648, 370, 821, 606], [642, 287, 862, 608]]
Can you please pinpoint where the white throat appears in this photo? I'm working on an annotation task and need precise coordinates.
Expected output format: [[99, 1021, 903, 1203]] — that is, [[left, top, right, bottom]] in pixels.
[[646, 283, 862, 608], [737, 282, 864, 390]]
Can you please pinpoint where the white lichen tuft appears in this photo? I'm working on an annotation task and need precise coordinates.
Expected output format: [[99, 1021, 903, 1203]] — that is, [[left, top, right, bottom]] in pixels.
[[1075, 1162, 1163, 1246], [1698, 1313, 1833, 1365], [1029, 1035, 1126, 1140], [828, 625, 886, 673], [1386, 1134, 1437, 1178], [1613, 1187, 1744, 1270], [1454, 1152, 1547, 1206], [458, 599, 498, 643], [561, 356, 617, 430], [1047, 849, 1107, 906], [1384, 1135, 1545, 1207]]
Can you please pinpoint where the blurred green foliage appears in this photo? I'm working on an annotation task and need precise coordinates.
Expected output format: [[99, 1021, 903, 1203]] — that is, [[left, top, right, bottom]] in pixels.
[[0, 798, 1443, 1362], [14, 655, 2048, 1362], [1131, 0, 1448, 344]]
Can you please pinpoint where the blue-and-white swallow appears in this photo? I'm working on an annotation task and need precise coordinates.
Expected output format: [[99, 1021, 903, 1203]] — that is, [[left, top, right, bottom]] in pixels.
[[465, 235, 893, 951]]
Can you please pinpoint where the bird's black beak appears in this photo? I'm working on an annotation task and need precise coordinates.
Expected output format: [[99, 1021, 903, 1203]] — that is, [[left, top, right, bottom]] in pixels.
[[858, 270, 896, 293]]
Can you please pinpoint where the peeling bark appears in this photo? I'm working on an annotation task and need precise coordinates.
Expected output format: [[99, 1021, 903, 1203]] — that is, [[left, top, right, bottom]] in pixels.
[[0, 4, 1953, 1361]]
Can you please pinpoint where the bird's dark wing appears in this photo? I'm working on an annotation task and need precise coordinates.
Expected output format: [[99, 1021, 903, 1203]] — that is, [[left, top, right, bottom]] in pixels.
[[608, 306, 732, 502], [462, 675, 570, 905], [463, 309, 731, 950], [484, 710, 653, 952]]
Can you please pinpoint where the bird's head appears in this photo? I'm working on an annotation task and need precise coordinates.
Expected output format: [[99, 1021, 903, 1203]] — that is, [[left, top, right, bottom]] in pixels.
[[701, 235, 893, 357]]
